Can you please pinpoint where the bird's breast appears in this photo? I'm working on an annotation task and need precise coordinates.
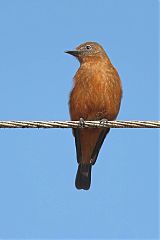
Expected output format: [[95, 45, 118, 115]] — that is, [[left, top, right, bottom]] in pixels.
[[69, 62, 122, 121]]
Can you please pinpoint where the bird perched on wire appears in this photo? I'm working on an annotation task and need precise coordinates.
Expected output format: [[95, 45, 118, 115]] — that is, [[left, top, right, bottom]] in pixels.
[[65, 41, 122, 190]]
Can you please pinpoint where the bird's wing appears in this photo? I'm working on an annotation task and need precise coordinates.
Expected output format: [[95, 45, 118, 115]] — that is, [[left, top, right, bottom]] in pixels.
[[90, 128, 110, 165], [74, 128, 110, 165], [73, 129, 82, 163]]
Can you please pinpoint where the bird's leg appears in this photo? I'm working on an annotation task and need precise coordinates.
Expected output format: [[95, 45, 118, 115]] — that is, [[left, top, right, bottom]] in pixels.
[[90, 119, 110, 165]]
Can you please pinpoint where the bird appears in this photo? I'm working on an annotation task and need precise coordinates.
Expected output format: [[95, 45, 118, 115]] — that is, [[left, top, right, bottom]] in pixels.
[[65, 41, 122, 190]]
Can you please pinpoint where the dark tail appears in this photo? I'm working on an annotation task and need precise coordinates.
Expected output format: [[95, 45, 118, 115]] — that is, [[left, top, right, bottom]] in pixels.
[[75, 164, 92, 190]]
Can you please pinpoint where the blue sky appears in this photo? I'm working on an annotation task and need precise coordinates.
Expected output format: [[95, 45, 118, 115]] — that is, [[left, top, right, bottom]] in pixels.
[[0, 0, 158, 239]]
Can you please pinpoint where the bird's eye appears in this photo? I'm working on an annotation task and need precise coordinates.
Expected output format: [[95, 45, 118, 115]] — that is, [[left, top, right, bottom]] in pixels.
[[86, 45, 92, 50]]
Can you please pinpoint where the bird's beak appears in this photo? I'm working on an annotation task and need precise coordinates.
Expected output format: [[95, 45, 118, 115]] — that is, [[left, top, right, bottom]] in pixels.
[[65, 50, 80, 57]]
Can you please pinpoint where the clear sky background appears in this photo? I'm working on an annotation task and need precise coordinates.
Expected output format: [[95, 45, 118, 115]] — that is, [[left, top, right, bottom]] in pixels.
[[0, 0, 158, 239]]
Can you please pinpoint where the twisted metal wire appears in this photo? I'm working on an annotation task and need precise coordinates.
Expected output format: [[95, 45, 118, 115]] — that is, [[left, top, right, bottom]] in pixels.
[[0, 120, 159, 128]]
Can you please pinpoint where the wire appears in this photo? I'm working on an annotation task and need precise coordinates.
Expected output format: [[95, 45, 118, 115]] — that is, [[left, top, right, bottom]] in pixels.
[[0, 120, 159, 128]]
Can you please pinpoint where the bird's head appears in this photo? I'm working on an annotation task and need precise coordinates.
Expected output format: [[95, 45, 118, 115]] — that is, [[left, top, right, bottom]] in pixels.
[[65, 41, 107, 63]]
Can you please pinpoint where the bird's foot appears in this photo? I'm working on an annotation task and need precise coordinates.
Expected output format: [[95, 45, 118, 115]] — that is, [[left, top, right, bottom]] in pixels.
[[79, 118, 85, 128], [100, 118, 108, 127]]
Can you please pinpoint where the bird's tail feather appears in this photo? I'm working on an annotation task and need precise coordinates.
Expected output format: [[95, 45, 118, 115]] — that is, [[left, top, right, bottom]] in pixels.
[[75, 164, 92, 190]]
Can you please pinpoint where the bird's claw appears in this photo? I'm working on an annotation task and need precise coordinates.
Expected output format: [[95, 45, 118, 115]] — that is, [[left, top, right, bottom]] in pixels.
[[79, 118, 85, 128], [100, 118, 108, 127]]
